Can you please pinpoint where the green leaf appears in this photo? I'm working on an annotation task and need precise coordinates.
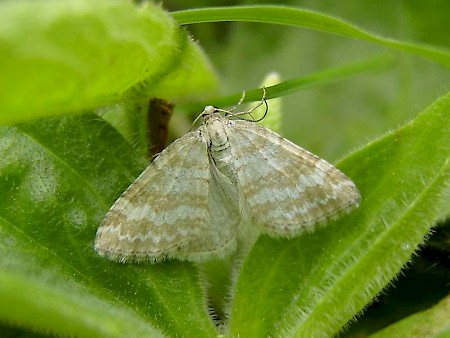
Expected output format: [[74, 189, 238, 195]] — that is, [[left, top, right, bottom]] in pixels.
[[172, 5, 450, 67], [368, 294, 450, 338], [0, 0, 218, 125], [0, 269, 165, 338], [229, 93, 450, 337], [0, 115, 216, 337]]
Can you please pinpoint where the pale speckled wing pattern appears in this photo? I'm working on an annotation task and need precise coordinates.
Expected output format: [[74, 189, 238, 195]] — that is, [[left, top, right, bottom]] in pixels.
[[95, 131, 239, 263], [95, 106, 360, 264], [229, 119, 360, 237]]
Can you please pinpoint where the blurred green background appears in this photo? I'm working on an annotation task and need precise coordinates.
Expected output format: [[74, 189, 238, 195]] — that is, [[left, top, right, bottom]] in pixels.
[[167, 0, 450, 162]]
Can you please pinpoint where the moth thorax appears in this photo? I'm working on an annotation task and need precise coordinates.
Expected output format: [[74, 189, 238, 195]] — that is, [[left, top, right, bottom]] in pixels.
[[205, 116, 230, 153], [204, 115, 236, 181]]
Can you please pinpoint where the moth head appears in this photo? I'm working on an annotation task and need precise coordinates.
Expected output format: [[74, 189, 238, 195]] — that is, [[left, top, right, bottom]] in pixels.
[[201, 105, 219, 118]]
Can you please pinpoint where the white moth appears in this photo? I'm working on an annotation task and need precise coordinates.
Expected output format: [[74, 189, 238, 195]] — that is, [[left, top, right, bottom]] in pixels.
[[95, 99, 360, 263]]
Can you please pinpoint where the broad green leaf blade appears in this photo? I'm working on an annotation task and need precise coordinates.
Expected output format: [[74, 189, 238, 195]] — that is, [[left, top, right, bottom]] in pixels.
[[368, 293, 450, 338], [0, 270, 165, 338], [0, 0, 218, 125], [172, 6, 450, 67], [0, 115, 216, 337], [230, 93, 450, 337]]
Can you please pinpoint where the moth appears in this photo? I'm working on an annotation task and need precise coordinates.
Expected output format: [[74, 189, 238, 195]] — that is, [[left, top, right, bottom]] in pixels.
[[95, 94, 360, 263]]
